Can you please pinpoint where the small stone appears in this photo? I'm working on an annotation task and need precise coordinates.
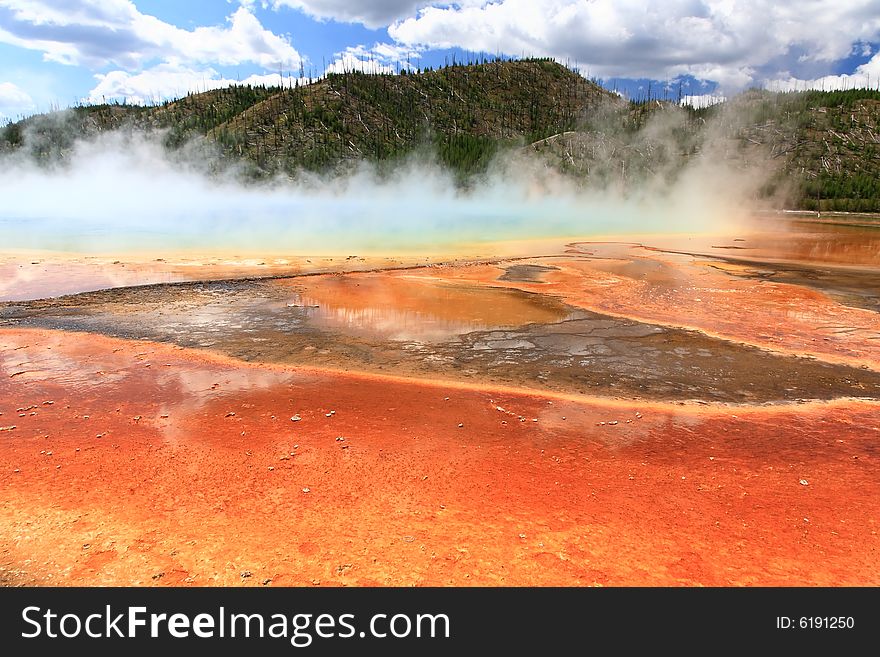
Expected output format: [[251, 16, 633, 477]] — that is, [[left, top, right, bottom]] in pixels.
[[13, 468, 20, 473], [518, 533, 526, 539], [291, 414, 301, 421], [225, 412, 235, 417], [335, 436, 345, 442], [311, 579, 321, 585], [457, 423, 463, 428], [608, 420, 618, 426], [799, 479, 809, 486], [152, 572, 165, 580], [56, 465, 61, 469], [302, 487, 310, 493], [42, 401, 54, 405], [240, 571, 252, 579], [262, 578, 272, 586], [444, 397, 449, 401], [267, 466, 275, 471], [82, 543, 90, 550]]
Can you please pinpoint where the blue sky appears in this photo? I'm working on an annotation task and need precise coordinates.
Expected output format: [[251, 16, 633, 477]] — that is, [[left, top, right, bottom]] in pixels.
[[1, 0, 880, 121]]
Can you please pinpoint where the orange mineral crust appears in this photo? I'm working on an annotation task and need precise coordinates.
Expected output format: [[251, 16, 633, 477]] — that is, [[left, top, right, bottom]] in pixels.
[[1, 328, 877, 586], [412, 244, 880, 371]]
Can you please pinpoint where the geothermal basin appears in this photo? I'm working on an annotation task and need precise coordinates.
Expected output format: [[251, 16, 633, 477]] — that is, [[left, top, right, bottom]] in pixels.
[[1, 215, 878, 586]]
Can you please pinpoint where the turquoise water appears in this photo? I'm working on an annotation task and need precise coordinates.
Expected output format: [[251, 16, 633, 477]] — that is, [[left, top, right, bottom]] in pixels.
[[0, 141, 739, 254]]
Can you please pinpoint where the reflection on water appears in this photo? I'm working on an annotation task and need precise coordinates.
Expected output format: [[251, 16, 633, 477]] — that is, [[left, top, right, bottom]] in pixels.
[[0, 262, 189, 302], [725, 226, 880, 268], [5, 258, 880, 402], [640, 221, 880, 268], [281, 274, 572, 342], [584, 257, 687, 291]]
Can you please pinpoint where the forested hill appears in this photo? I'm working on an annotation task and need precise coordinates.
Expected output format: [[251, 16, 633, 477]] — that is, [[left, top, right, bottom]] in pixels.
[[2, 59, 616, 177], [3, 58, 880, 210]]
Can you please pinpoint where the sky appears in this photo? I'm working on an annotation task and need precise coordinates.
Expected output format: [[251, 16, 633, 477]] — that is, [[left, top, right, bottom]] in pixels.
[[1, 0, 880, 122]]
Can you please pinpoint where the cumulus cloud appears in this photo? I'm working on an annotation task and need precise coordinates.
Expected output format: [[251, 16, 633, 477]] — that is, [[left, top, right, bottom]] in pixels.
[[764, 50, 880, 92], [87, 64, 305, 105], [0, 80, 35, 120], [679, 94, 727, 109], [0, 0, 302, 70], [325, 43, 420, 75], [387, 0, 880, 92], [271, 0, 428, 29]]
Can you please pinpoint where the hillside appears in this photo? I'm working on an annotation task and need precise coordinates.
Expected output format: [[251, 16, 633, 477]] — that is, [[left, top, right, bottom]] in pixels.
[[3, 59, 880, 209], [526, 88, 880, 211]]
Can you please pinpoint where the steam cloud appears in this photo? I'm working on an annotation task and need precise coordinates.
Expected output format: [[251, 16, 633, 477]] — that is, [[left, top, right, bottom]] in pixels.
[[0, 106, 768, 256]]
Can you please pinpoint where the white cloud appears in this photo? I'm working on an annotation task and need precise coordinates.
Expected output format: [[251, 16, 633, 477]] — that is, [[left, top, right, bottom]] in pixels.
[[0, 1, 302, 70], [326, 49, 395, 75], [0, 80, 35, 120], [86, 64, 305, 105], [271, 0, 428, 29], [240, 71, 310, 87], [680, 94, 727, 109], [325, 43, 420, 75], [387, 0, 880, 92], [764, 51, 880, 92]]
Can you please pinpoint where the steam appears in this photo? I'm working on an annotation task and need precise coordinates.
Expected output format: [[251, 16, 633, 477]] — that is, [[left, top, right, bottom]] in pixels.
[[0, 107, 768, 256]]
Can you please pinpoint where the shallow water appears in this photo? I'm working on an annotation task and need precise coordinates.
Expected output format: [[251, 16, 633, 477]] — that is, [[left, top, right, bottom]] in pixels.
[[279, 274, 571, 341], [3, 217, 880, 402], [3, 268, 880, 403]]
